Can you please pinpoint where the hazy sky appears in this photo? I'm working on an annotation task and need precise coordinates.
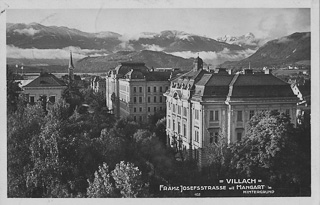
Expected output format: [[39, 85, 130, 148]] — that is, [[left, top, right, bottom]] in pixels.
[[7, 8, 310, 39]]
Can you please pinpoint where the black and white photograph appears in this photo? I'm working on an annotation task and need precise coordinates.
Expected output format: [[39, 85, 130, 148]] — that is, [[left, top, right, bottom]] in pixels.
[[1, 0, 319, 204]]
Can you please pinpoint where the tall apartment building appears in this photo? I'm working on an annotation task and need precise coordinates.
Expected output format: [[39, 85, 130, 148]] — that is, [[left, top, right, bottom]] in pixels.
[[106, 62, 171, 122], [164, 57, 299, 166]]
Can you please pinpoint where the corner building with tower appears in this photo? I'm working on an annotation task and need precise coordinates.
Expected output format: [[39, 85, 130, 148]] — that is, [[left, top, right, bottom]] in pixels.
[[164, 57, 299, 166]]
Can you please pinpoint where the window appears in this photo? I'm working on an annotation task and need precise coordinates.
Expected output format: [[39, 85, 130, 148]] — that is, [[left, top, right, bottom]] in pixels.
[[148, 97, 150, 103], [237, 111, 243, 122], [178, 122, 181, 134], [148, 87, 151, 92], [154, 107, 157, 112], [214, 110, 219, 121], [183, 124, 186, 137], [139, 116, 142, 122], [139, 107, 142, 112], [166, 86, 168, 91], [139, 97, 142, 103], [49, 96, 56, 103], [154, 96, 157, 103], [160, 96, 163, 103], [148, 107, 150, 112], [168, 102, 171, 110], [134, 97, 137, 103], [210, 110, 219, 121], [195, 109, 199, 120], [160, 87, 163, 92], [160, 107, 162, 111], [183, 107, 187, 117], [29, 96, 35, 103], [133, 116, 137, 121], [210, 111, 214, 121], [153, 87, 157, 92], [139, 87, 142, 93], [195, 130, 199, 142], [168, 119, 171, 128], [178, 105, 181, 115], [173, 104, 176, 113], [285, 109, 290, 116], [237, 132, 242, 141], [210, 132, 219, 143], [249, 110, 255, 119], [134, 107, 137, 113], [173, 120, 175, 131], [133, 87, 137, 93]]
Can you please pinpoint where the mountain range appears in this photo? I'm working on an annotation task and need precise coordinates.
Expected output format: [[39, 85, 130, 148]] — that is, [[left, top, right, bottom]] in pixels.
[[6, 23, 311, 72], [219, 32, 311, 69], [216, 32, 263, 50], [7, 23, 245, 53]]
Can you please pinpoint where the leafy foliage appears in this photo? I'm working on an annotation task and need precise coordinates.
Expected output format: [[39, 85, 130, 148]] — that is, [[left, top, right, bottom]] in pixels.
[[111, 161, 149, 198], [87, 163, 114, 197]]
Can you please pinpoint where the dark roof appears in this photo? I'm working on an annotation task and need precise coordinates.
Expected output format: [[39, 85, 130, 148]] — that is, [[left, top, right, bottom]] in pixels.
[[234, 74, 288, 86], [192, 72, 296, 99], [145, 71, 171, 81], [24, 73, 66, 88], [114, 62, 149, 76], [125, 70, 145, 79]]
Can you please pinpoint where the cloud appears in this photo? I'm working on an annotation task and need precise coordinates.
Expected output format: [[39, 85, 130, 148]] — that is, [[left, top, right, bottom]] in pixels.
[[118, 42, 134, 50], [168, 48, 256, 66], [14, 28, 40, 36], [7, 45, 108, 59], [141, 44, 165, 51], [119, 32, 157, 41]]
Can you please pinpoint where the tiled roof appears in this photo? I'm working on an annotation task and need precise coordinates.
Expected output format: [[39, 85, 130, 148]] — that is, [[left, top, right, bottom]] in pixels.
[[24, 73, 66, 88], [192, 71, 296, 99], [233, 74, 288, 86]]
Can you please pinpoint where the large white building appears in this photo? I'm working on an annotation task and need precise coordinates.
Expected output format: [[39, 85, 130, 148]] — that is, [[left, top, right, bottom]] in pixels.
[[164, 57, 299, 166], [106, 62, 171, 122]]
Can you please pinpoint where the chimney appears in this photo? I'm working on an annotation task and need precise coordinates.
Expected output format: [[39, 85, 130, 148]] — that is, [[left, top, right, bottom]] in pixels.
[[264, 68, 271, 74], [245, 69, 253, 74]]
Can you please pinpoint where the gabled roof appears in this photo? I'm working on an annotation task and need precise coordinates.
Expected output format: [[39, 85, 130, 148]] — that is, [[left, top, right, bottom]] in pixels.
[[24, 73, 66, 88]]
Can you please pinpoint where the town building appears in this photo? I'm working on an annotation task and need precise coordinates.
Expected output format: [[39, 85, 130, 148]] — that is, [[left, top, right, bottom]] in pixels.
[[90, 76, 106, 95], [22, 72, 67, 104], [164, 57, 299, 166], [106, 62, 171, 122]]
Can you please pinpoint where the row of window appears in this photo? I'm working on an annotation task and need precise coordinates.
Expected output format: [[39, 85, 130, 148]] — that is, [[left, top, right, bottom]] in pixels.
[[169, 119, 187, 138], [133, 86, 169, 93], [133, 106, 164, 113], [133, 96, 164, 103], [237, 109, 290, 122], [169, 104, 188, 117], [133, 115, 144, 122], [29, 95, 56, 103]]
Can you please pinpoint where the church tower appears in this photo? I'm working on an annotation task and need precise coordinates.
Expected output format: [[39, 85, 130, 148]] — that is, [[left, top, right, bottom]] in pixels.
[[193, 55, 203, 71], [68, 51, 75, 82]]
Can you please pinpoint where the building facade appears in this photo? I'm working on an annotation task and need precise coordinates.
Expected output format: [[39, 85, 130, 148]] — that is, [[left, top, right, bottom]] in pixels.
[[164, 57, 299, 166], [23, 72, 67, 104], [106, 62, 171, 122]]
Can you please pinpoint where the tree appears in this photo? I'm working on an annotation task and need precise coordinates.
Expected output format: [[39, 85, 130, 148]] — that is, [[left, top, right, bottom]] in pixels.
[[229, 111, 306, 193], [87, 163, 115, 197], [7, 101, 45, 197], [204, 135, 232, 181], [111, 161, 149, 198], [154, 117, 167, 145], [7, 65, 22, 113]]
